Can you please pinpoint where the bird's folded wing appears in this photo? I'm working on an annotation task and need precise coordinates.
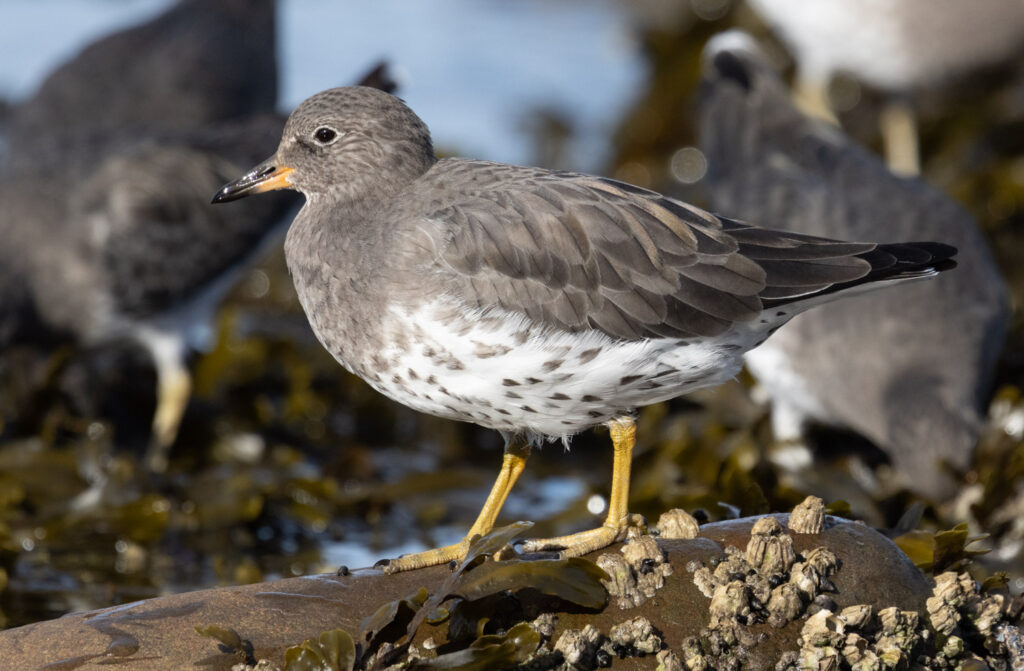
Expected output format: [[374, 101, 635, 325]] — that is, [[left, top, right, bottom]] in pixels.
[[423, 161, 875, 341]]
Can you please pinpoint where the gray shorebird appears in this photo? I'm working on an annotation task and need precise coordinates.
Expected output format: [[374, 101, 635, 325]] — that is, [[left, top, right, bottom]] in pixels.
[[213, 86, 956, 572], [699, 33, 1009, 498]]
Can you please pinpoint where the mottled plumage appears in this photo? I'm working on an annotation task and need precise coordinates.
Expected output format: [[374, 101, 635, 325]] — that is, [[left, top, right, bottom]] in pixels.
[[699, 33, 1009, 497], [214, 86, 956, 570]]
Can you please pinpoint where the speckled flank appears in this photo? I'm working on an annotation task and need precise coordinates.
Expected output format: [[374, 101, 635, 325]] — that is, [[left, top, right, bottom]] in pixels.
[[259, 86, 957, 451], [355, 299, 769, 440]]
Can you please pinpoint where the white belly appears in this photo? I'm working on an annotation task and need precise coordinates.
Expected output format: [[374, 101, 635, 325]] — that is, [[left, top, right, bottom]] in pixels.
[[345, 298, 767, 441]]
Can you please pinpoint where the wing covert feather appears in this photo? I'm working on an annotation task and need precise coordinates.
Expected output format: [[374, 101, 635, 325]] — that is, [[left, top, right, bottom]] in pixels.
[[417, 160, 887, 340]]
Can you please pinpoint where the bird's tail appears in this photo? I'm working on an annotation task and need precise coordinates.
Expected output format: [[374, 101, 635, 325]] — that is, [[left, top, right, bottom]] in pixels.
[[761, 240, 958, 310]]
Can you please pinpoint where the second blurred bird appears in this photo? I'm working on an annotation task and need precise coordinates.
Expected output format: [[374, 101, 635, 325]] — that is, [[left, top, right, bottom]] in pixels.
[[699, 32, 1010, 499], [0, 0, 395, 471]]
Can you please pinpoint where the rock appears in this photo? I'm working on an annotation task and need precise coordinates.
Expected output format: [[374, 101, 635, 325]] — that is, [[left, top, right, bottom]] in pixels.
[[0, 514, 934, 670]]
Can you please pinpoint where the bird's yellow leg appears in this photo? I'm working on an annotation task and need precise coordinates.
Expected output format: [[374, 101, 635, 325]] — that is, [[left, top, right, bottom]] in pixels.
[[880, 99, 920, 176], [146, 362, 191, 473], [793, 75, 839, 125], [518, 416, 645, 557], [379, 436, 530, 573]]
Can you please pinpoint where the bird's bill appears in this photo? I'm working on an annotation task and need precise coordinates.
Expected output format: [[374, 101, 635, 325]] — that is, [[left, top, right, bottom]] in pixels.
[[211, 162, 294, 203]]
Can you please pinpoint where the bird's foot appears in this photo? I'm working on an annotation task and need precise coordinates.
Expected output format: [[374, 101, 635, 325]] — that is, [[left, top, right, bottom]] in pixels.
[[374, 538, 474, 574], [516, 513, 647, 558]]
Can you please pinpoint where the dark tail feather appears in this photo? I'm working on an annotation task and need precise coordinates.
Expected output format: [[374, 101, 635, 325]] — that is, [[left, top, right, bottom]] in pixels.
[[761, 241, 958, 309]]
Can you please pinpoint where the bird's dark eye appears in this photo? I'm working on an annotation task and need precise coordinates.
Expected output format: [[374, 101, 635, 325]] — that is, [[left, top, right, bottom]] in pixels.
[[314, 127, 338, 144]]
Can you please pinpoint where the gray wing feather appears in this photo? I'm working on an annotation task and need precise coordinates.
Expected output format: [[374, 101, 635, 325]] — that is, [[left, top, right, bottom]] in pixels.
[[417, 160, 891, 341]]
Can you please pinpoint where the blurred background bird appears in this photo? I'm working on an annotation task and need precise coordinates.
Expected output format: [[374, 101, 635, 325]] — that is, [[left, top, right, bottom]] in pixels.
[[0, 0, 395, 472], [699, 31, 1010, 501], [743, 0, 1024, 175], [3, 0, 279, 168]]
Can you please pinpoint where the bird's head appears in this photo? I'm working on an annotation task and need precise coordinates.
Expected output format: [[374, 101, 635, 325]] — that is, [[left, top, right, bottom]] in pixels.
[[212, 86, 435, 205]]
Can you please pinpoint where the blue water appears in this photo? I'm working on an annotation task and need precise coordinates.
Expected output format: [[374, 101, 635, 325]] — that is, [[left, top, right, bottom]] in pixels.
[[0, 0, 645, 169]]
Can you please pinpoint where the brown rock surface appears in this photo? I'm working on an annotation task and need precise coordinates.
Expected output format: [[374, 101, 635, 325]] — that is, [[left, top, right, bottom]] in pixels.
[[0, 514, 931, 669]]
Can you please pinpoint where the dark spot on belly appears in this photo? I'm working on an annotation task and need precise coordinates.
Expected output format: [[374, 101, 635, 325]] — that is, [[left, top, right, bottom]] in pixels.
[[391, 374, 402, 384], [526, 377, 543, 385], [549, 392, 570, 400], [578, 347, 601, 363], [620, 374, 643, 385], [497, 409, 511, 416], [522, 406, 537, 413], [447, 360, 465, 371], [581, 394, 601, 402], [427, 375, 437, 385], [587, 410, 605, 418], [502, 378, 519, 386], [440, 387, 451, 396], [542, 359, 564, 372], [640, 381, 663, 390], [473, 342, 512, 358], [721, 344, 741, 352], [407, 369, 419, 380], [513, 331, 530, 345], [653, 367, 678, 378], [505, 391, 522, 399], [775, 311, 785, 317]]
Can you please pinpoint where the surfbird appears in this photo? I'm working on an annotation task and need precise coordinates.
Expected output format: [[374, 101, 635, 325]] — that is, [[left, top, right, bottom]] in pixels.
[[745, 0, 1024, 174], [699, 32, 1009, 498], [213, 86, 957, 571]]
